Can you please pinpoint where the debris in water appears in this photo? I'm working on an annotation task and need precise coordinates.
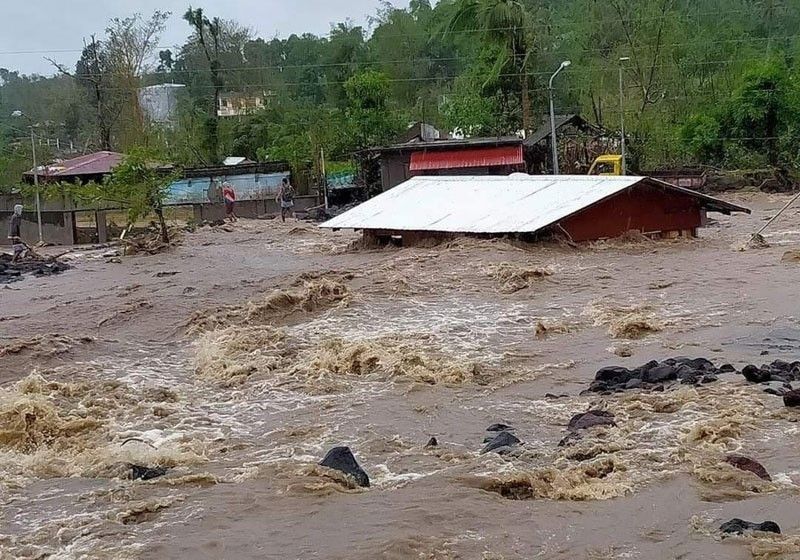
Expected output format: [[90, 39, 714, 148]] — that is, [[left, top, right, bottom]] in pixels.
[[129, 464, 169, 481], [319, 446, 370, 488], [425, 437, 438, 448], [781, 249, 800, 262], [724, 454, 772, 481], [486, 262, 554, 294], [720, 519, 781, 536], [0, 252, 71, 283]]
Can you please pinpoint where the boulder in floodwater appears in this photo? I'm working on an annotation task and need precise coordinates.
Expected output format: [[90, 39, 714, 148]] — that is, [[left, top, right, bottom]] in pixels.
[[481, 431, 521, 454], [720, 518, 781, 535], [425, 437, 438, 448], [724, 454, 772, 481], [784, 389, 800, 408], [319, 446, 370, 488], [568, 410, 616, 431], [486, 423, 514, 432]]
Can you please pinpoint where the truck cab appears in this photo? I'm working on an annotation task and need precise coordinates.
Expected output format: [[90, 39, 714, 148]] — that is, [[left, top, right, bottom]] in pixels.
[[588, 155, 623, 176]]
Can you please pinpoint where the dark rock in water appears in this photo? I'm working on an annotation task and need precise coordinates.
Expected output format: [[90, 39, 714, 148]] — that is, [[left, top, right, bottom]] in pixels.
[[761, 350, 770, 356], [319, 446, 370, 487], [481, 431, 521, 454], [558, 432, 583, 447], [652, 384, 665, 392], [701, 374, 718, 384], [719, 363, 736, 373], [544, 393, 569, 399], [486, 423, 514, 432], [725, 454, 772, 481], [129, 464, 168, 481], [742, 365, 771, 383], [674, 357, 715, 371], [643, 364, 678, 383], [624, 378, 643, 390], [595, 366, 633, 384], [763, 381, 790, 396], [425, 437, 438, 448], [568, 410, 616, 431], [720, 518, 781, 535], [783, 389, 800, 408]]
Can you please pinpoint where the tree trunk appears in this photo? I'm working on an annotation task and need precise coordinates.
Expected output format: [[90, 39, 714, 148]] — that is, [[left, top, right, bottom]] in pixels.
[[155, 206, 170, 244]]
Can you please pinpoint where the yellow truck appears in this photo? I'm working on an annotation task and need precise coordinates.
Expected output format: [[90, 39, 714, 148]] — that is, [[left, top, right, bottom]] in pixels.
[[587, 155, 623, 176]]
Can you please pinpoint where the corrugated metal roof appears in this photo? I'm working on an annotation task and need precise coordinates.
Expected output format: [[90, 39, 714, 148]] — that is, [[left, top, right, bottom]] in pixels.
[[26, 151, 123, 177], [409, 145, 524, 171], [320, 175, 749, 234]]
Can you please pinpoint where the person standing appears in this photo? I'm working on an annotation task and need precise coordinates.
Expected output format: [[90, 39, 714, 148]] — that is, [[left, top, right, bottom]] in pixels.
[[8, 204, 24, 262], [276, 177, 295, 222], [222, 182, 238, 222]]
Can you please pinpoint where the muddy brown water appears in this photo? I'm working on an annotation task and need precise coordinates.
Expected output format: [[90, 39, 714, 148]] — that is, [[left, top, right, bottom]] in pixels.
[[2, 195, 800, 559]]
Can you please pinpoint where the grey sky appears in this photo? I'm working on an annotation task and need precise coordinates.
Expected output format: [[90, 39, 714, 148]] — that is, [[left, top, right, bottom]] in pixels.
[[1, 0, 409, 76]]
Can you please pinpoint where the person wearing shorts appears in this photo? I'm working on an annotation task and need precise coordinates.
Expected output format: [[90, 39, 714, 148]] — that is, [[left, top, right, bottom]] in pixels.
[[222, 182, 238, 222], [276, 177, 295, 222], [8, 204, 24, 262]]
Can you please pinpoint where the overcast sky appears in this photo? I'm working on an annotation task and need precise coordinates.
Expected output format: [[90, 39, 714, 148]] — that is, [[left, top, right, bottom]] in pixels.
[[1, 0, 410, 76]]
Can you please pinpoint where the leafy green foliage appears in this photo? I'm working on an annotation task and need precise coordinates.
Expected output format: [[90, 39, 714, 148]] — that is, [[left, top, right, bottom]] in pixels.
[[78, 148, 177, 242]]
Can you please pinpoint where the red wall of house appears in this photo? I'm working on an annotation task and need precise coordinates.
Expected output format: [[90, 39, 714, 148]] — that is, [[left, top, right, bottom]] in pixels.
[[559, 184, 704, 242]]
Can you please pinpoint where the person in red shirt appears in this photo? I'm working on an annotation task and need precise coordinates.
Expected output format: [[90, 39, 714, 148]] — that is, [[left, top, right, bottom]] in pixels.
[[222, 182, 238, 222]]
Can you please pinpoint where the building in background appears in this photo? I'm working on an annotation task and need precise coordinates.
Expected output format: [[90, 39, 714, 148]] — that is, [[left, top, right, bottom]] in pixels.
[[23, 151, 123, 185], [138, 84, 186, 127], [218, 92, 268, 117]]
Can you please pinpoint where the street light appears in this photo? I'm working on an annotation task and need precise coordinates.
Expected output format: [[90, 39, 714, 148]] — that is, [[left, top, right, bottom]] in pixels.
[[11, 110, 43, 244], [548, 60, 571, 175], [618, 57, 631, 175]]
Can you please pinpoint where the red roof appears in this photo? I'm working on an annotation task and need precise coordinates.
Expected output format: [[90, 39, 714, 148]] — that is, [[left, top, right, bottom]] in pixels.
[[409, 145, 524, 172], [26, 151, 124, 177]]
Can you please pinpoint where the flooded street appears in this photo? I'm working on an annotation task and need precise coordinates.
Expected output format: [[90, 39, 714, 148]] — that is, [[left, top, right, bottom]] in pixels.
[[2, 192, 800, 559]]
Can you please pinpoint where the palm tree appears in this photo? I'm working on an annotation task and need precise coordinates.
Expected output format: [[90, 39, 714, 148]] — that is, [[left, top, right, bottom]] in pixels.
[[446, 0, 534, 131]]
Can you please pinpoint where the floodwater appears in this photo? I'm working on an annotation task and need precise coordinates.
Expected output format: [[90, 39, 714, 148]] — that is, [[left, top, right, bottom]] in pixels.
[[2, 192, 800, 559]]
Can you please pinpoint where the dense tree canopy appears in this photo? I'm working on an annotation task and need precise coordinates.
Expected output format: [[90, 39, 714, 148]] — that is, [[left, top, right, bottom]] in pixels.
[[1, 0, 799, 184]]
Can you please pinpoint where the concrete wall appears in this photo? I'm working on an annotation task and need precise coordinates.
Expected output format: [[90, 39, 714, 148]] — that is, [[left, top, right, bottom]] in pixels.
[[190, 195, 320, 223], [0, 211, 76, 246]]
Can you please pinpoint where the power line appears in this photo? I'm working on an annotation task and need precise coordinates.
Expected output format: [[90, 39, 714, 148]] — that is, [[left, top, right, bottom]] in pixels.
[[0, 5, 794, 57]]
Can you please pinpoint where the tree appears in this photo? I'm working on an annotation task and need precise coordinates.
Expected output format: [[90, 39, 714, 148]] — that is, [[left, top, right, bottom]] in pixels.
[[183, 7, 225, 163], [721, 58, 799, 166], [84, 149, 175, 243], [445, 0, 535, 131], [344, 70, 404, 149], [105, 11, 170, 148], [72, 37, 119, 150]]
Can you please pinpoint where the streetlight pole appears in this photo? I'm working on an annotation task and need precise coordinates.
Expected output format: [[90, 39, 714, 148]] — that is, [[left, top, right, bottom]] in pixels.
[[548, 60, 571, 175], [11, 110, 44, 244], [619, 57, 630, 176]]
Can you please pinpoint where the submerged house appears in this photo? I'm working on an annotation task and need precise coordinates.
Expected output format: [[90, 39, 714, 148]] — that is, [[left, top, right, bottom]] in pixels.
[[320, 174, 749, 245]]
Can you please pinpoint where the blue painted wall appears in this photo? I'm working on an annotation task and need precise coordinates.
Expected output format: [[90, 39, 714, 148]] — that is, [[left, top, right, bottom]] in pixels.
[[166, 171, 290, 204]]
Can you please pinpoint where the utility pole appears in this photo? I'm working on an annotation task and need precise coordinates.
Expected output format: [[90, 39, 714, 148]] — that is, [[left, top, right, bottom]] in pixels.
[[12, 110, 44, 244], [619, 57, 630, 175], [548, 61, 571, 175]]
